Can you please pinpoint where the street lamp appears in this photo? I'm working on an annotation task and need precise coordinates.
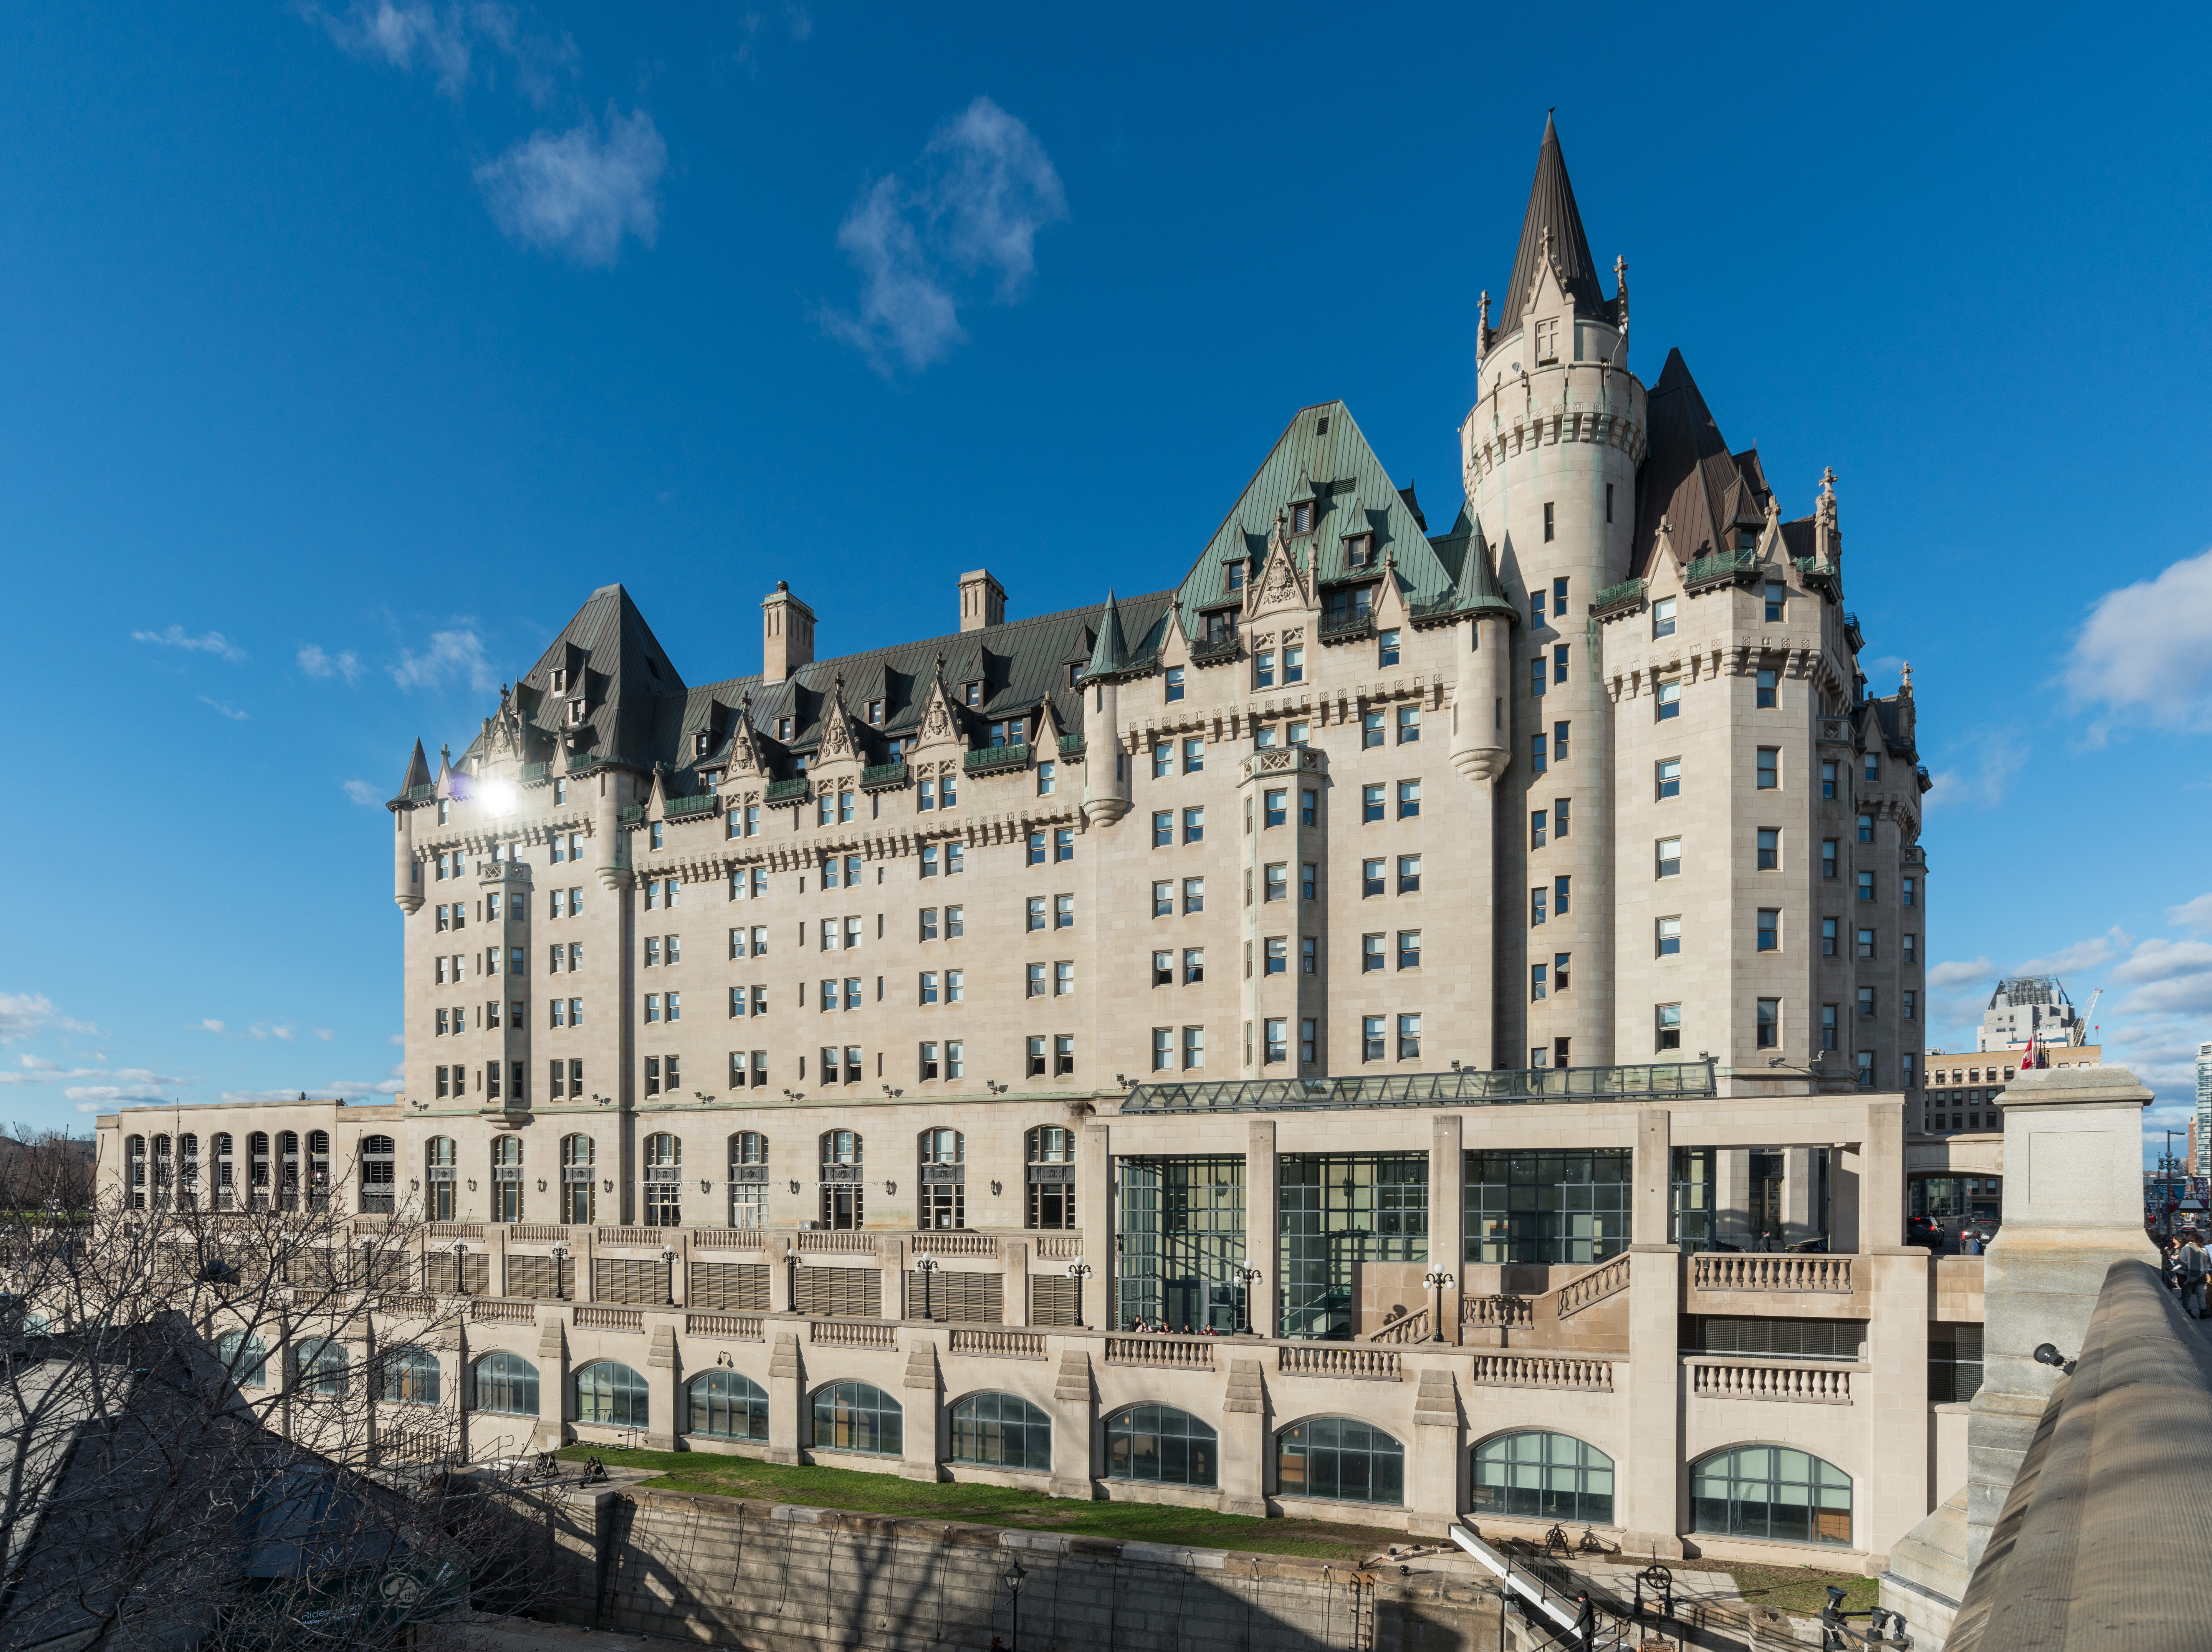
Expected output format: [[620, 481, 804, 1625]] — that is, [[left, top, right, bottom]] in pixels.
[[1065, 1260, 1093, 1329], [659, 1244, 677, 1306], [551, 1241, 571, 1301], [915, 1255, 940, 1322], [1233, 1265, 1262, 1335], [1001, 1558, 1027, 1652], [1422, 1268, 1456, 1342], [451, 1240, 470, 1298]]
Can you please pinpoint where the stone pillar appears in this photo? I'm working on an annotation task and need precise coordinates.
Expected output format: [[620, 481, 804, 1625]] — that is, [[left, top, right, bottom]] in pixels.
[[1618, 1107, 1683, 1559], [1431, 1115, 1464, 1343], [667, 1227, 689, 1307], [1858, 1095, 1907, 1253], [1831, 1141, 1865, 1255], [1047, 1344, 1095, 1500], [1219, 1357, 1268, 1516], [1409, 1364, 1463, 1536], [1965, 1066, 2157, 1569], [767, 1232, 793, 1315], [1783, 1146, 1813, 1246], [880, 1237, 908, 1321], [533, 1317, 569, 1452], [1715, 1148, 1751, 1249], [1079, 1123, 1112, 1325], [644, 1321, 679, 1451], [577, 1227, 597, 1301], [900, 1335, 941, 1482], [1865, 1245, 1931, 1566], [766, 1331, 802, 1465], [1001, 1239, 1030, 1328], [1244, 1119, 1277, 1336], [488, 1223, 510, 1299]]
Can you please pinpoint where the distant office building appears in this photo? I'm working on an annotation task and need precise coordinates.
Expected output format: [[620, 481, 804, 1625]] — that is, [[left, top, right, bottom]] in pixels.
[[1977, 977, 2085, 1053], [2197, 1042, 2212, 1174], [1917, 1045, 2101, 1137]]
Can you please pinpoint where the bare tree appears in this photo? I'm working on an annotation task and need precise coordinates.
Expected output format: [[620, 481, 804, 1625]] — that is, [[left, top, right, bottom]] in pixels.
[[0, 1148, 557, 1650]]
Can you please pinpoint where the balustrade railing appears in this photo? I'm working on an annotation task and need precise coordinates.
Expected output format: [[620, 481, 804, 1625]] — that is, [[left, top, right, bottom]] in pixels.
[[576, 1306, 644, 1332], [597, 1227, 668, 1248], [511, 1224, 571, 1243], [796, 1232, 877, 1254], [1365, 1309, 1429, 1344], [1463, 1295, 1535, 1328], [1557, 1256, 1633, 1319], [811, 1319, 897, 1348], [1033, 1235, 1084, 1260], [948, 1329, 1046, 1359], [1104, 1335, 1214, 1369], [1689, 1361, 1854, 1404], [470, 1298, 538, 1325], [692, 1228, 766, 1250], [910, 1231, 997, 1258], [687, 1313, 763, 1341], [1691, 1253, 1854, 1294], [427, 1222, 483, 1240], [1280, 1345, 1400, 1379], [1472, 1354, 1613, 1391]]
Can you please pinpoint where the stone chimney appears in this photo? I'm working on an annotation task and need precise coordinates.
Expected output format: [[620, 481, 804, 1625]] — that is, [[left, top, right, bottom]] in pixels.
[[959, 569, 1006, 632], [761, 581, 815, 685]]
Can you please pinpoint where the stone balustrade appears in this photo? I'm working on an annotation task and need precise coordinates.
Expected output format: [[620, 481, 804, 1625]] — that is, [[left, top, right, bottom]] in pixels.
[[948, 1329, 1047, 1359], [686, 1312, 763, 1340], [469, 1298, 538, 1325], [1691, 1253, 1855, 1294], [1470, 1354, 1613, 1391], [576, 1306, 643, 1332], [1104, 1335, 1215, 1369], [811, 1319, 898, 1348], [909, 1231, 998, 1258], [1279, 1345, 1400, 1380], [1687, 1359, 1855, 1404]]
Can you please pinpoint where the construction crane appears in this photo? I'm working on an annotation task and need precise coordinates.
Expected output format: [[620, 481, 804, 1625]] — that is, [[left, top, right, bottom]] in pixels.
[[2078, 988, 2101, 1045]]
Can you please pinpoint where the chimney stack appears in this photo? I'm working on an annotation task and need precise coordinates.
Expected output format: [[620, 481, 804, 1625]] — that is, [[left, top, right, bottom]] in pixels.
[[959, 569, 1007, 632], [761, 581, 816, 684]]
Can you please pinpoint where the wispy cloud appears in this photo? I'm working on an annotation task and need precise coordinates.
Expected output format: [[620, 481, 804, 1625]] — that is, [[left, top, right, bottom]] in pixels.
[[343, 779, 384, 806], [133, 624, 247, 662], [314, 1029, 335, 1041], [390, 628, 496, 694], [1924, 727, 2029, 810], [734, 3, 811, 71], [198, 696, 251, 722], [2111, 938, 2212, 1018], [476, 107, 666, 267], [2015, 928, 2131, 977], [2168, 893, 2212, 934], [1928, 958, 1995, 992], [822, 96, 1068, 374], [298, 643, 362, 683], [0, 993, 101, 1043], [308, 0, 576, 106], [199, 1019, 226, 1033], [2064, 546, 2212, 739]]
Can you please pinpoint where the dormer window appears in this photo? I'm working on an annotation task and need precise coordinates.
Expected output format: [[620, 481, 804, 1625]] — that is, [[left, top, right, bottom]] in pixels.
[[1737, 530, 1759, 551], [1290, 502, 1315, 535], [1065, 664, 1083, 689], [1535, 318, 1560, 363], [776, 717, 792, 741], [549, 668, 569, 693], [1345, 534, 1375, 570], [988, 718, 1023, 748], [1203, 611, 1237, 645], [866, 699, 885, 725], [1225, 563, 1245, 593], [565, 698, 586, 728], [963, 682, 982, 708], [693, 732, 712, 758]]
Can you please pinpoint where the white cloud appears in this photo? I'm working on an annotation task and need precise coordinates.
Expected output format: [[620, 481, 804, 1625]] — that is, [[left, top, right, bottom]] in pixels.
[[389, 1033, 406, 1046], [2168, 893, 2212, 934], [221, 1088, 317, 1106], [475, 108, 666, 268], [199, 1019, 226, 1033], [1928, 957, 1994, 992], [308, 2, 574, 105], [2014, 929, 2130, 977], [298, 643, 362, 683], [735, 3, 811, 71], [343, 779, 384, 806], [5, 1065, 185, 1095], [2111, 938, 2212, 1017], [2063, 546, 2212, 737], [314, 1029, 335, 1041], [1924, 728, 2028, 811], [822, 96, 1067, 374], [390, 628, 496, 694], [0, 993, 100, 1043], [199, 697, 251, 722], [133, 624, 247, 662]]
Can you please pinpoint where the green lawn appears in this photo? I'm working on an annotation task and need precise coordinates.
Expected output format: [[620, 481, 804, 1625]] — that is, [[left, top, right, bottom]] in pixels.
[[1706, 1561, 1878, 1616], [553, 1444, 1404, 1560]]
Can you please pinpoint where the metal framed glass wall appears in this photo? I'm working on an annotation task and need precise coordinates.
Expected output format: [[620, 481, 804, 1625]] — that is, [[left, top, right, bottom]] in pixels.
[[1116, 1155, 1245, 1333], [1463, 1150, 1631, 1264], [1671, 1147, 1714, 1249], [1277, 1153, 1428, 1339]]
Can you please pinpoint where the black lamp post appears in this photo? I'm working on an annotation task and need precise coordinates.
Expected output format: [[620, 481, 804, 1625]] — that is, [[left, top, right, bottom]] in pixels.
[[1002, 1558, 1027, 1652], [916, 1255, 939, 1321], [1422, 1268, 1455, 1342], [1065, 1260, 1093, 1329]]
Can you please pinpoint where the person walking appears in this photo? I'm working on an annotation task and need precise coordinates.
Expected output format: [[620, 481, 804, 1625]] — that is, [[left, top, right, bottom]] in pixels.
[[2181, 1230, 2209, 1319]]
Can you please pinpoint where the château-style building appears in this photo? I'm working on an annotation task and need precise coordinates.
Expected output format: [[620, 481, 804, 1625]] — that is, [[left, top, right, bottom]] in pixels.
[[93, 119, 1962, 1575]]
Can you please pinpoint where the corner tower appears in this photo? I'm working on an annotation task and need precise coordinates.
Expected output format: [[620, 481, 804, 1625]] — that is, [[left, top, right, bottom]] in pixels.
[[1461, 116, 1648, 1072]]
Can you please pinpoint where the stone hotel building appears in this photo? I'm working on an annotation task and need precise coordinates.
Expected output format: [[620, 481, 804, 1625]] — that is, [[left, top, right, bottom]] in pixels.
[[97, 121, 1964, 1571]]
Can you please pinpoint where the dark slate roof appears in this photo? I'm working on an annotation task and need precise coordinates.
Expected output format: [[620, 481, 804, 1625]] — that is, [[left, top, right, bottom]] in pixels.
[[1631, 349, 1775, 578], [492, 584, 688, 772], [1494, 114, 1618, 341], [395, 739, 430, 798]]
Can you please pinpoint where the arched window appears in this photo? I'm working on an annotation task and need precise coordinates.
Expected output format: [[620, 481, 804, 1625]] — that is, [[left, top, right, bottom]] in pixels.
[[248, 1132, 271, 1207], [1026, 1126, 1075, 1230], [218, 1331, 267, 1389], [475, 1352, 541, 1416], [382, 1346, 442, 1405], [575, 1361, 649, 1428], [1691, 1446, 1852, 1546], [492, 1135, 524, 1224], [426, 1136, 457, 1220], [919, 1128, 965, 1230], [277, 1132, 301, 1209], [178, 1133, 200, 1208], [296, 1337, 349, 1397], [688, 1371, 768, 1440], [212, 1133, 235, 1207], [126, 1136, 146, 1208], [730, 1132, 768, 1228], [561, 1134, 595, 1225], [1474, 1432, 1615, 1526], [952, 1392, 1051, 1471], [151, 1135, 172, 1206], [360, 1135, 396, 1215], [307, 1130, 331, 1205], [1107, 1404, 1217, 1487], [819, 1131, 863, 1230], [644, 1134, 682, 1227], [1279, 1418, 1405, 1506], [812, 1381, 901, 1455]]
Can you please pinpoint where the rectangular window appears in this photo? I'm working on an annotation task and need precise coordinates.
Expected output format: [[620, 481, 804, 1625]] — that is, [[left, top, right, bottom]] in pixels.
[[1054, 960, 1075, 996], [1764, 581, 1785, 622], [1026, 963, 1046, 999], [1656, 681, 1680, 720], [1543, 500, 1555, 541], [1858, 928, 1876, 960], [1300, 1018, 1318, 1064], [1756, 667, 1777, 708], [1821, 760, 1838, 800], [1531, 732, 1547, 774], [1554, 796, 1570, 837], [1757, 909, 1779, 951], [1397, 855, 1421, 894], [1151, 743, 1172, 780], [1903, 990, 1917, 1021], [1555, 874, 1570, 915], [1397, 1014, 1421, 1061], [1822, 839, 1838, 880], [1554, 646, 1570, 685], [1254, 649, 1275, 689], [920, 971, 940, 1005], [1363, 783, 1385, 823], [1362, 1016, 1385, 1062], [1823, 917, 1839, 957], [1055, 894, 1074, 929], [1183, 877, 1204, 914], [1903, 932, 1917, 965], [1758, 827, 1779, 870], [1264, 863, 1287, 903], [1865, 753, 1880, 782], [1152, 950, 1173, 988], [1531, 887, 1548, 926], [1398, 705, 1420, 743], [1656, 836, 1682, 878], [1152, 809, 1172, 848], [1554, 721, 1570, 762], [1301, 936, 1317, 975], [1300, 862, 1317, 901], [1858, 986, 1876, 1019], [1657, 916, 1681, 956], [1264, 938, 1287, 976], [1378, 629, 1401, 667], [1396, 929, 1421, 971], [1901, 876, 1916, 908], [1858, 871, 1876, 902], [1183, 1026, 1204, 1069], [1657, 758, 1680, 800], [1398, 780, 1421, 819], [1183, 737, 1204, 773], [1165, 666, 1185, 702], [1152, 880, 1173, 917], [946, 969, 964, 1001], [1532, 655, 1547, 699], [1036, 762, 1057, 796], [1756, 999, 1779, 1048], [1822, 1004, 1838, 1051], [1151, 1028, 1173, 1071], [1530, 808, 1547, 848], [1531, 963, 1547, 1001], [1653, 598, 1676, 639], [1026, 896, 1046, 932], [1362, 711, 1385, 748], [1657, 1004, 1682, 1051], [1183, 806, 1204, 843], [1756, 747, 1779, 789]]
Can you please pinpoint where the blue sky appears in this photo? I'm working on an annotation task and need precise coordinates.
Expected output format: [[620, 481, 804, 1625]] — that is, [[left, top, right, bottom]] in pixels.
[[3, 3, 2209, 1159]]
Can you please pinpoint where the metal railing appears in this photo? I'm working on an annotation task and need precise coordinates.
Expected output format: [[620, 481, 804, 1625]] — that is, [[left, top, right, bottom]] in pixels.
[[963, 742, 1031, 773], [860, 761, 908, 790], [1124, 1059, 1717, 1114], [663, 793, 719, 820]]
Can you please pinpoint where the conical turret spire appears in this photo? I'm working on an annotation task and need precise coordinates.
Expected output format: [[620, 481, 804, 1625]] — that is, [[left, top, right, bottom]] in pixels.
[[1085, 591, 1129, 679], [1496, 113, 1609, 339], [397, 738, 431, 798]]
